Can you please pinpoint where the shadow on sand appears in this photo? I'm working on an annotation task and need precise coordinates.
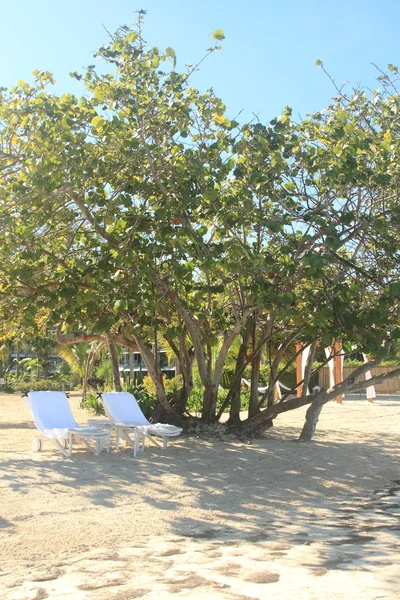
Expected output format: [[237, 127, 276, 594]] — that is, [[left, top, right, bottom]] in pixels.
[[1, 419, 399, 583]]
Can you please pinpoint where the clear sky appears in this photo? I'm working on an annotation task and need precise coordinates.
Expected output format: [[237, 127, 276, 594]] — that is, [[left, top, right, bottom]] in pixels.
[[1, 0, 398, 123]]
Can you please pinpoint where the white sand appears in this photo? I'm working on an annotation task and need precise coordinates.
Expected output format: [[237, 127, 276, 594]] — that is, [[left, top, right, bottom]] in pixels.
[[0, 392, 399, 599]]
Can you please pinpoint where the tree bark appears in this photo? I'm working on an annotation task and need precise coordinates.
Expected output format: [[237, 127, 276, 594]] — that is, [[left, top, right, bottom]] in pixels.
[[301, 341, 318, 400], [249, 352, 261, 418], [129, 349, 134, 384], [264, 329, 299, 409], [298, 399, 324, 441], [131, 330, 173, 414], [81, 353, 90, 405], [202, 381, 218, 422], [162, 328, 195, 416], [248, 313, 261, 418], [227, 331, 250, 426], [105, 333, 122, 392]]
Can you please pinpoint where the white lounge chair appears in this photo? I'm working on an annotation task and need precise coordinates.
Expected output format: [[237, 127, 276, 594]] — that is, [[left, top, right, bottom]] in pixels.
[[27, 391, 111, 458], [101, 392, 182, 457]]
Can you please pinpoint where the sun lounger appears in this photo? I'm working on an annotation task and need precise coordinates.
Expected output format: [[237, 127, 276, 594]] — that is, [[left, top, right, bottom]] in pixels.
[[100, 392, 182, 457], [27, 391, 111, 458]]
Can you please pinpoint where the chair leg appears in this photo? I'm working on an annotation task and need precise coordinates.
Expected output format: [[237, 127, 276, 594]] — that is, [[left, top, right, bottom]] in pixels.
[[133, 430, 139, 458], [52, 439, 71, 458], [163, 436, 168, 450], [115, 428, 120, 452], [81, 438, 93, 452]]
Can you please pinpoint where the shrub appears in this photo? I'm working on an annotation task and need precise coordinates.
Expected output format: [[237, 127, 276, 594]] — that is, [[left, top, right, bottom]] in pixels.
[[10, 378, 67, 392], [0, 384, 15, 393], [186, 387, 251, 414], [164, 375, 183, 394], [124, 383, 158, 419], [82, 393, 106, 415], [142, 374, 155, 394]]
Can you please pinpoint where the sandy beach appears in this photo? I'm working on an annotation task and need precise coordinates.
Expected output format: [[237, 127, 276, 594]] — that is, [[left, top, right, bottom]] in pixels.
[[0, 392, 399, 599]]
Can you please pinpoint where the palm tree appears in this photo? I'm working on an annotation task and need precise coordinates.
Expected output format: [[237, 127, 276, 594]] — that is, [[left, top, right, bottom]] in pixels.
[[56, 341, 104, 403]]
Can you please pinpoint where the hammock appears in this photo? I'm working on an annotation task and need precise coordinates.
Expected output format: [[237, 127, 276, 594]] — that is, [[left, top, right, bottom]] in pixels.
[[241, 378, 294, 398]]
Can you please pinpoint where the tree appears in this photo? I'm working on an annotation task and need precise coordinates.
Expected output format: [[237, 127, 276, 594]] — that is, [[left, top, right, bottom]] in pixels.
[[1, 16, 400, 438]]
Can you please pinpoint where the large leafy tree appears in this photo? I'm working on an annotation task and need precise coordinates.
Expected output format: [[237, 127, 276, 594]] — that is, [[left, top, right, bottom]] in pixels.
[[0, 15, 246, 420], [2, 17, 400, 435]]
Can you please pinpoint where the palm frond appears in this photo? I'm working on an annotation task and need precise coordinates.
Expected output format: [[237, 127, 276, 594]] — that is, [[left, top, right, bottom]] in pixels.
[[56, 345, 85, 377]]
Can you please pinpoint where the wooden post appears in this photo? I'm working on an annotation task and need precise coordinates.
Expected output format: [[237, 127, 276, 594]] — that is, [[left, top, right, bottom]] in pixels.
[[296, 342, 303, 398], [334, 341, 343, 404], [363, 354, 375, 403]]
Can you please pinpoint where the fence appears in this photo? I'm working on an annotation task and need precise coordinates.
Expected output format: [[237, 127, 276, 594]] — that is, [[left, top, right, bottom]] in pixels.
[[318, 365, 400, 394]]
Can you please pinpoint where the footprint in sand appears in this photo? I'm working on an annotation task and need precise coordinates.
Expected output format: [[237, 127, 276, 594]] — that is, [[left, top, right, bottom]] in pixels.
[[158, 547, 185, 557], [244, 571, 280, 584]]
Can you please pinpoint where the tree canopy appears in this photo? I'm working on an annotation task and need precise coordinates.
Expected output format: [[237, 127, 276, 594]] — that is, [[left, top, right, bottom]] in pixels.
[[1, 14, 400, 437]]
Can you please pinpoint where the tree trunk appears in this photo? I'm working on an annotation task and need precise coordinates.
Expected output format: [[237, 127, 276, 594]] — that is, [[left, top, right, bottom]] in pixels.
[[105, 333, 122, 392], [162, 330, 194, 418], [132, 331, 172, 414], [202, 381, 218, 423], [227, 332, 250, 426], [249, 352, 261, 418], [172, 360, 194, 416], [129, 349, 134, 384], [248, 313, 261, 418], [298, 398, 324, 441], [175, 357, 181, 376], [234, 356, 391, 438], [16, 341, 20, 377], [81, 357, 90, 405]]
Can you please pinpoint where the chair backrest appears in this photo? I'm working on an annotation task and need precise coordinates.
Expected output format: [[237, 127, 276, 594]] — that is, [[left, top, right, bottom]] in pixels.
[[28, 391, 79, 434], [101, 392, 149, 425]]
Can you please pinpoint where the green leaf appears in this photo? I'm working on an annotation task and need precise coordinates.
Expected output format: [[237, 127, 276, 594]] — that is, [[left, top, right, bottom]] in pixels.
[[165, 47, 176, 67], [125, 32, 138, 43], [93, 316, 115, 333], [203, 188, 217, 202], [91, 115, 106, 131], [69, 71, 82, 81], [113, 299, 127, 312], [212, 29, 225, 41], [388, 282, 400, 297], [390, 327, 400, 340], [326, 236, 343, 251]]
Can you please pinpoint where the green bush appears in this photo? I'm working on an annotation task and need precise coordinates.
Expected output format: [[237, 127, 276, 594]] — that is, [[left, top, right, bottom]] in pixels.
[[343, 359, 363, 367], [82, 393, 106, 415], [124, 383, 158, 419], [0, 384, 15, 393], [9, 378, 68, 392], [164, 375, 183, 394], [344, 359, 400, 367], [186, 387, 251, 414]]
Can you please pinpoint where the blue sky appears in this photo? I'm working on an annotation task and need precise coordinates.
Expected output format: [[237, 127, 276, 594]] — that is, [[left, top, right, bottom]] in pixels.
[[1, 0, 398, 123]]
